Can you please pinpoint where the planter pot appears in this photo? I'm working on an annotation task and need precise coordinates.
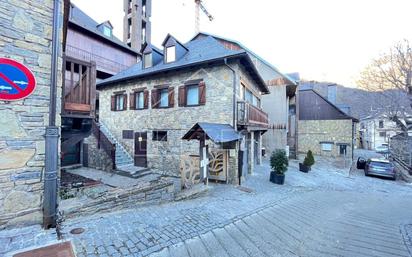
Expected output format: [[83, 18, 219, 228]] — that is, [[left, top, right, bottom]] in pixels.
[[270, 171, 285, 185], [299, 163, 310, 173]]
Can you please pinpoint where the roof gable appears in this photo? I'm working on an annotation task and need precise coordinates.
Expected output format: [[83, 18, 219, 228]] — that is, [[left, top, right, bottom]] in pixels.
[[299, 87, 358, 121]]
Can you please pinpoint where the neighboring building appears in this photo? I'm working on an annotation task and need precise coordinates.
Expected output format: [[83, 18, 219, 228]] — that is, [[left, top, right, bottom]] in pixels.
[[0, 0, 63, 228], [123, 0, 152, 52], [360, 111, 403, 150], [297, 83, 358, 159], [262, 73, 299, 158], [96, 33, 292, 184], [61, 3, 141, 168]]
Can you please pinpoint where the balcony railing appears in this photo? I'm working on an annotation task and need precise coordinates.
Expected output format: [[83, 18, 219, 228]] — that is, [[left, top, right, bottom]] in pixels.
[[237, 101, 269, 128], [66, 45, 129, 74]]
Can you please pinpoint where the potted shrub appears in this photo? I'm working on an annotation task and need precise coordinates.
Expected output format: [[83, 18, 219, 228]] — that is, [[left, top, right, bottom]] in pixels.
[[269, 150, 288, 185], [299, 150, 315, 173]]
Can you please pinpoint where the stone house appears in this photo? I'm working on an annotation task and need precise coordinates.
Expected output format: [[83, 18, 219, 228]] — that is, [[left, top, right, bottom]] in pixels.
[[190, 33, 299, 161], [359, 111, 404, 150], [0, 0, 63, 228], [97, 34, 291, 184], [297, 83, 358, 159]]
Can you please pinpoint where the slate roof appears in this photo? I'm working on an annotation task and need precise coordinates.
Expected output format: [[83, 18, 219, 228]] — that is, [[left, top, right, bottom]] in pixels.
[[97, 36, 269, 93], [182, 122, 241, 143], [69, 3, 139, 55], [190, 32, 298, 85]]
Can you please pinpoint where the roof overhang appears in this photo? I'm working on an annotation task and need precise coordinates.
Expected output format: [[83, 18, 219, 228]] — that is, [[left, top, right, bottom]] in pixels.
[[182, 123, 241, 143]]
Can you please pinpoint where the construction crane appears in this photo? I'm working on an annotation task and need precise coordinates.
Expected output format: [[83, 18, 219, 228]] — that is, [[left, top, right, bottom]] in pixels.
[[195, 0, 214, 34]]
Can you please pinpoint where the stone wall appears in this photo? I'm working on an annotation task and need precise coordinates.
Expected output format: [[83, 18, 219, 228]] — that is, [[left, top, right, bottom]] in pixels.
[[98, 64, 236, 177], [84, 135, 114, 172], [0, 0, 62, 228], [298, 119, 353, 157], [390, 135, 412, 180], [61, 179, 174, 219]]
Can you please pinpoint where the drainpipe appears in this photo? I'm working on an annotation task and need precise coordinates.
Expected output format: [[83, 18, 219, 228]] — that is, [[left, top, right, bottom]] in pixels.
[[43, 0, 61, 229], [224, 58, 243, 185]]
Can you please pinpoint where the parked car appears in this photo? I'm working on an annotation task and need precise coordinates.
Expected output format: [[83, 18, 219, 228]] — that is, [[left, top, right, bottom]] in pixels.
[[375, 144, 389, 154], [357, 158, 396, 180]]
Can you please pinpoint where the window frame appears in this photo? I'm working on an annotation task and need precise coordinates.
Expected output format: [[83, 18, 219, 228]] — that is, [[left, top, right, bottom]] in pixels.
[[152, 130, 168, 142], [321, 142, 333, 152], [113, 93, 127, 111], [143, 53, 152, 68], [185, 84, 200, 106], [135, 91, 145, 110], [159, 88, 169, 108], [378, 120, 384, 128], [103, 26, 112, 37], [165, 46, 176, 63]]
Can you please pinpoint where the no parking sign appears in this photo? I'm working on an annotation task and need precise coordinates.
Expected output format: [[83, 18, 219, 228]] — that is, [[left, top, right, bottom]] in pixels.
[[0, 58, 36, 101]]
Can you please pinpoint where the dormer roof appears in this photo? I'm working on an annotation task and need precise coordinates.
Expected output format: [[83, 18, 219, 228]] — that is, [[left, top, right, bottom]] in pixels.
[[97, 20, 113, 29], [162, 34, 189, 51]]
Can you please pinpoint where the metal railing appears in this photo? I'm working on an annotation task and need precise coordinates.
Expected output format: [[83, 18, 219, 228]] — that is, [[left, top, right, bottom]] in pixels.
[[66, 45, 129, 74], [237, 101, 269, 127]]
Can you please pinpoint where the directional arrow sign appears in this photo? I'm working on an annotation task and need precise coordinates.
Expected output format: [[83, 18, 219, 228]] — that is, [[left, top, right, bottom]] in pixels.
[[0, 58, 36, 101]]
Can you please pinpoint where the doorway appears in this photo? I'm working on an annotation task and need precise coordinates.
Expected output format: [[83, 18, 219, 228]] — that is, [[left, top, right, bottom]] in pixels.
[[134, 132, 147, 167]]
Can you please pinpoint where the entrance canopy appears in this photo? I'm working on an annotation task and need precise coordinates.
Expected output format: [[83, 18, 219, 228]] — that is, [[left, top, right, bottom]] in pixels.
[[182, 122, 241, 143]]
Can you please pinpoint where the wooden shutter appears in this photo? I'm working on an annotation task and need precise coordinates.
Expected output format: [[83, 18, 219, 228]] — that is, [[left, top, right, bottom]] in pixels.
[[178, 85, 186, 107], [199, 81, 206, 105], [111, 95, 116, 111], [168, 87, 174, 108], [130, 92, 136, 110], [143, 90, 149, 109], [123, 94, 127, 110], [151, 89, 159, 109]]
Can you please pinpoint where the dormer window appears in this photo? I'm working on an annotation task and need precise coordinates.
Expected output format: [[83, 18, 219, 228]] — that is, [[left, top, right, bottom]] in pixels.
[[166, 46, 176, 63], [103, 26, 112, 37], [144, 53, 152, 68]]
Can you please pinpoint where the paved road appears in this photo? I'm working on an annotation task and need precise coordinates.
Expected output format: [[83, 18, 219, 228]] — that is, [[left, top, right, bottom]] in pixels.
[[149, 190, 412, 257], [3, 152, 412, 257]]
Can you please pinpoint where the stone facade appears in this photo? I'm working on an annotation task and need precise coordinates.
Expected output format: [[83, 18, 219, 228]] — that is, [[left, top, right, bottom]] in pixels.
[[0, 0, 62, 228], [84, 135, 114, 172], [298, 119, 353, 157], [98, 60, 263, 184]]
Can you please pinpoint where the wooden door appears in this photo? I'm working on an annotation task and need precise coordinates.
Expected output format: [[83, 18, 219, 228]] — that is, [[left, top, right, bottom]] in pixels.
[[134, 132, 147, 167]]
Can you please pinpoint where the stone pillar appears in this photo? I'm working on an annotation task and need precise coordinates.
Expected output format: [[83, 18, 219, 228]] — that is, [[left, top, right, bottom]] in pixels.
[[249, 132, 254, 174]]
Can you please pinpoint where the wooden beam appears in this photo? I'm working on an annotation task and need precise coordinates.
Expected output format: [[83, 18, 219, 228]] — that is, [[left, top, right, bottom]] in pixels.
[[64, 102, 91, 112]]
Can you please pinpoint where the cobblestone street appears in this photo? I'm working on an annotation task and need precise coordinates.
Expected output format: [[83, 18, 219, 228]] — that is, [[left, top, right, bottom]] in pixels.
[[2, 153, 412, 256]]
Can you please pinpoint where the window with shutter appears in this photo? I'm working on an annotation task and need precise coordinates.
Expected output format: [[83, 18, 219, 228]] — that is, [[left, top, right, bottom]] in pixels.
[[111, 95, 116, 111], [113, 94, 127, 111], [135, 91, 144, 109]]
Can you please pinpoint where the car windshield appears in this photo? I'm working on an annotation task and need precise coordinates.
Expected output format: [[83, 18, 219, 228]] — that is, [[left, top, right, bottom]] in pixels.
[[370, 161, 393, 168]]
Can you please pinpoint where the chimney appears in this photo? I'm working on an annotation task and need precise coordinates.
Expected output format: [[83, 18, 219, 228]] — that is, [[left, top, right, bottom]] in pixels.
[[327, 84, 337, 104]]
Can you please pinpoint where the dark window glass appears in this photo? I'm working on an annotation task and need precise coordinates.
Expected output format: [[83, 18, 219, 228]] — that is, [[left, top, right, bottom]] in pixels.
[[153, 131, 167, 141]]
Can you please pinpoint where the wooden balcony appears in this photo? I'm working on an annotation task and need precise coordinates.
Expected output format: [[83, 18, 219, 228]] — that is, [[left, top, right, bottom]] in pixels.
[[63, 57, 96, 118], [66, 45, 129, 75], [237, 101, 269, 128]]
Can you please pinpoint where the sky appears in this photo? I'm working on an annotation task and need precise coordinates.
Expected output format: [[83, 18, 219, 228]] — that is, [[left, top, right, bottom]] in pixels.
[[71, 0, 412, 87]]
